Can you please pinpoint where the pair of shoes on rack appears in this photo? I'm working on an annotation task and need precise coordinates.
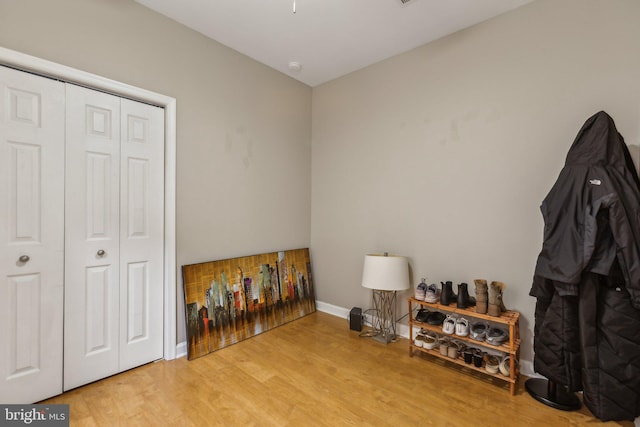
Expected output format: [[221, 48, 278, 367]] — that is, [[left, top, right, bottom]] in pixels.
[[415, 330, 440, 351], [416, 310, 445, 325], [474, 279, 508, 316], [462, 347, 485, 367], [485, 327, 509, 346], [469, 322, 509, 346], [414, 279, 439, 303], [438, 338, 465, 359], [414, 329, 439, 350], [442, 315, 469, 336], [483, 354, 513, 375]]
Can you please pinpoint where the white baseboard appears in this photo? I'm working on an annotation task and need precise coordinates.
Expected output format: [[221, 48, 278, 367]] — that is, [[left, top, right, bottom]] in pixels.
[[316, 300, 351, 319], [519, 360, 539, 379], [175, 341, 187, 359]]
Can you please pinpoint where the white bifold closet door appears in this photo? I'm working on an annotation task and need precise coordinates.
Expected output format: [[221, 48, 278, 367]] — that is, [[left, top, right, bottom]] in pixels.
[[0, 66, 65, 403], [0, 67, 164, 402], [64, 84, 165, 390]]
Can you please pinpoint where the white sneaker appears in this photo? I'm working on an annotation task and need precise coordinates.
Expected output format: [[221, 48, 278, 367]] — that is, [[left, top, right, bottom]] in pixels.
[[442, 315, 456, 334], [424, 283, 441, 303], [415, 278, 428, 301], [423, 332, 438, 350], [499, 355, 511, 376], [455, 317, 469, 337]]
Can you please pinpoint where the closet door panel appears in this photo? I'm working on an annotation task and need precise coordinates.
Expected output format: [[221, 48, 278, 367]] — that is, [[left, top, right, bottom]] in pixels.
[[119, 99, 164, 370], [64, 85, 120, 391], [0, 66, 65, 403], [85, 265, 114, 354]]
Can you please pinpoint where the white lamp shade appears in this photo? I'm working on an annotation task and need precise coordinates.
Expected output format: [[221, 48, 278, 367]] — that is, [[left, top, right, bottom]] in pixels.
[[361, 253, 410, 291]]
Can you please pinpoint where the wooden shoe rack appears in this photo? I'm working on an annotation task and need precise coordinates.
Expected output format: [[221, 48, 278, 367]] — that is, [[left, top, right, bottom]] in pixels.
[[408, 297, 520, 395]]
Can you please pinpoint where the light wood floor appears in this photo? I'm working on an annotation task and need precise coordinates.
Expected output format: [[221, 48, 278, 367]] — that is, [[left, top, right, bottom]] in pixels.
[[43, 311, 634, 426]]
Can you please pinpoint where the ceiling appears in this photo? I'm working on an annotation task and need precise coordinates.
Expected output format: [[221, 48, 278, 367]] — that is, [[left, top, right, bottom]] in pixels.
[[135, 0, 533, 87]]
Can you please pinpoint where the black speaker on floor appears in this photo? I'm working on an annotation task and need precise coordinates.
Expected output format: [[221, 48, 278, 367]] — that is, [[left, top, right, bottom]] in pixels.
[[349, 307, 362, 331]]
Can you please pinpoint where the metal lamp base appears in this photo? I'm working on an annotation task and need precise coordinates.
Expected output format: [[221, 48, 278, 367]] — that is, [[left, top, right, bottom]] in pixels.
[[372, 333, 397, 344], [369, 289, 399, 344]]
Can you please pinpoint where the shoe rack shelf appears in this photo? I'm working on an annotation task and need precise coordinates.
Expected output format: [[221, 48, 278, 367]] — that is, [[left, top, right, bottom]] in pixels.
[[408, 297, 521, 395]]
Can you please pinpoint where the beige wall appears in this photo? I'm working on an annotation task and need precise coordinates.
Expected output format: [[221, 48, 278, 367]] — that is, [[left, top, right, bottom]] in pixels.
[[0, 0, 312, 344], [3, 0, 640, 372], [311, 0, 640, 368]]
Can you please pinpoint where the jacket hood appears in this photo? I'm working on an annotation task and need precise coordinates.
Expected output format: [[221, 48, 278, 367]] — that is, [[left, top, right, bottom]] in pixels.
[[565, 111, 627, 167], [565, 110, 640, 190]]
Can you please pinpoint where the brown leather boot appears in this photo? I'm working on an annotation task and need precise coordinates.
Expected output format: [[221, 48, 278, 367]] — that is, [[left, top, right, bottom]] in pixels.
[[473, 279, 488, 314], [488, 281, 506, 317]]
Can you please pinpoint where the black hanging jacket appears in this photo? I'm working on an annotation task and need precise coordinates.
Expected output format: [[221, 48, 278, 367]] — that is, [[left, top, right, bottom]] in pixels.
[[531, 111, 640, 421]]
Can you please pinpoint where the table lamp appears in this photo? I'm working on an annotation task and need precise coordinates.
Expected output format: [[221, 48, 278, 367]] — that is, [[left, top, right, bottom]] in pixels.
[[361, 252, 409, 344]]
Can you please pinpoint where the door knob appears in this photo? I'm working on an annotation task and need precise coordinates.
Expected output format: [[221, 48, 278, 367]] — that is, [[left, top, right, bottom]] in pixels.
[[18, 255, 30, 263], [97, 250, 106, 256]]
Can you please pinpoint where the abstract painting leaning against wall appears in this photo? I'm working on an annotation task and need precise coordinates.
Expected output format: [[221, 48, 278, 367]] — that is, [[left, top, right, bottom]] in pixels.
[[182, 248, 316, 360]]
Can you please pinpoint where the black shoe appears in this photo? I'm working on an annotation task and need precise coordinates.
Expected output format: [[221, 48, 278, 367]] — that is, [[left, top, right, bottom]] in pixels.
[[440, 281, 457, 305], [416, 308, 429, 322], [426, 311, 446, 325], [457, 283, 470, 309]]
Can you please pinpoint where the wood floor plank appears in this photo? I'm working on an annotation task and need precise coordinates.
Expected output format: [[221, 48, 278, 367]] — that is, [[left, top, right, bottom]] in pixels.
[[42, 311, 633, 426]]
